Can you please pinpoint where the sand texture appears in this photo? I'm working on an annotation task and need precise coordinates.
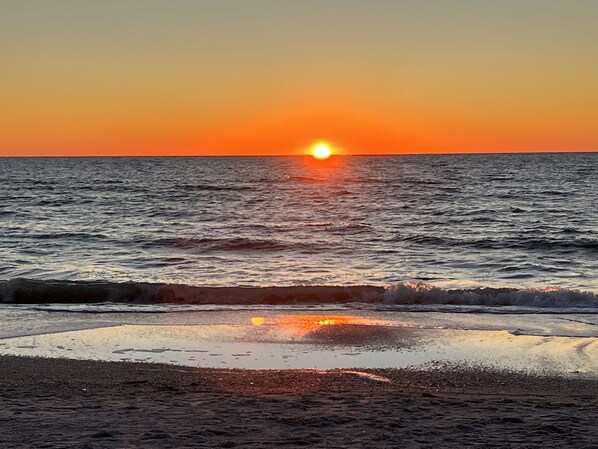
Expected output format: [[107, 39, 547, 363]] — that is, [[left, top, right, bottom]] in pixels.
[[0, 356, 596, 448]]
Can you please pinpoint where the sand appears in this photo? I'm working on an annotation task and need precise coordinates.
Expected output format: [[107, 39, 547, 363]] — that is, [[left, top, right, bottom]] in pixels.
[[0, 356, 596, 448]]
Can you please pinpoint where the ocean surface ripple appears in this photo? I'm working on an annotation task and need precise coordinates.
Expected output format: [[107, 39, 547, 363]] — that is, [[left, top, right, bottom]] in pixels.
[[0, 154, 596, 294]]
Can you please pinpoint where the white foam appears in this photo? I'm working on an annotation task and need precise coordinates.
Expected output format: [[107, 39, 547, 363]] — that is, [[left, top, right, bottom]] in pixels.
[[383, 281, 597, 309]]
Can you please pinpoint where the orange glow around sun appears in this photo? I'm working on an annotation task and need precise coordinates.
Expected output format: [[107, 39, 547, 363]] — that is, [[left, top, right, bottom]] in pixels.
[[312, 142, 332, 159]]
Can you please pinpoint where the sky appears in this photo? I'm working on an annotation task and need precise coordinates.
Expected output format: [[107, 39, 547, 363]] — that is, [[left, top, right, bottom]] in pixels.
[[1, 0, 597, 156]]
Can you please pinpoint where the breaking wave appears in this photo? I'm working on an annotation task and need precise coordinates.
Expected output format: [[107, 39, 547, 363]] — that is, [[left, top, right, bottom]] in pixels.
[[382, 281, 598, 309], [0, 279, 596, 310]]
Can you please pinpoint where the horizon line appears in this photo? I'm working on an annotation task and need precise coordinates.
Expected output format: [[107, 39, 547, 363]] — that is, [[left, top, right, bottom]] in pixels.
[[0, 149, 597, 158]]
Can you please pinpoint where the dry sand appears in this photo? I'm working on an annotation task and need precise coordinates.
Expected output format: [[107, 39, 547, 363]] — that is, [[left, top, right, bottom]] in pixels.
[[0, 356, 596, 448]]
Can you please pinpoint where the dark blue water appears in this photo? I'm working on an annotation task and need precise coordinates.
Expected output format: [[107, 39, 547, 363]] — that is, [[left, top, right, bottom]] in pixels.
[[0, 153, 596, 294]]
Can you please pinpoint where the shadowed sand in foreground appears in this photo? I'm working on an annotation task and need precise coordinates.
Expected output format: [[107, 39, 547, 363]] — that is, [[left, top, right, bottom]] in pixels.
[[0, 356, 596, 448]]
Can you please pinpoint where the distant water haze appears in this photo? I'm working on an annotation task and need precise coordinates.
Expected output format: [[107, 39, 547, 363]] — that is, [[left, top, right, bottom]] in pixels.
[[0, 153, 596, 293]]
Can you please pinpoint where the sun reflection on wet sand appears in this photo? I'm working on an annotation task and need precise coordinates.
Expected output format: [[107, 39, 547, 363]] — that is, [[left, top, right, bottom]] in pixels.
[[251, 314, 390, 336], [0, 312, 596, 374], [249, 314, 410, 347]]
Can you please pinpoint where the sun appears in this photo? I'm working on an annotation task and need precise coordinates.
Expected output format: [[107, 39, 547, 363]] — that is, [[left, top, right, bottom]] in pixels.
[[312, 142, 332, 160]]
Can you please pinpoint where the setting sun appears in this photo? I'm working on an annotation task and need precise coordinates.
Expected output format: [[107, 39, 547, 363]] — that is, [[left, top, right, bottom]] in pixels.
[[312, 143, 332, 159]]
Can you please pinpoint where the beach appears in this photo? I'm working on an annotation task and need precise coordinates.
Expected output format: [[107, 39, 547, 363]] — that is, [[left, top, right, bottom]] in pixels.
[[1, 155, 596, 447], [1, 356, 596, 448], [1, 294, 596, 447], [1, 301, 597, 447], [3, 1, 598, 447]]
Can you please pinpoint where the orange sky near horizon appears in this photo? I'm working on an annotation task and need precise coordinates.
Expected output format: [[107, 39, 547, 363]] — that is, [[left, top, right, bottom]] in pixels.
[[1, 1, 597, 156]]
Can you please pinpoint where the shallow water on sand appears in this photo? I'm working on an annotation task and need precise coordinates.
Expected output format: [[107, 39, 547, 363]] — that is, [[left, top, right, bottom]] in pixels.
[[1, 310, 596, 375]]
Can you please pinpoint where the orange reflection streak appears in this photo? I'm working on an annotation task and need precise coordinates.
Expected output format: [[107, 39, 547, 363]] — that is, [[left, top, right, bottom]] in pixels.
[[298, 150, 350, 184], [251, 315, 384, 337]]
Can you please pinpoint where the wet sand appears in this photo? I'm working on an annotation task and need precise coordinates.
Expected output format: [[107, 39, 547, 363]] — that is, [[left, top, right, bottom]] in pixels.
[[0, 356, 596, 448]]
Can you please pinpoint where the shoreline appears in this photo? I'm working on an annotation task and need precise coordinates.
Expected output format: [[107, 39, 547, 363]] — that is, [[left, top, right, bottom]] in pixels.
[[1, 356, 596, 448]]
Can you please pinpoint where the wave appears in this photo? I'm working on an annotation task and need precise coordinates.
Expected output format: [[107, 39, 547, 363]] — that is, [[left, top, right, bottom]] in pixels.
[[303, 221, 370, 231], [147, 237, 315, 252], [258, 176, 327, 183], [382, 281, 598, 308], [390, 234, 598, 251], [0, 279, 382, 305], [178, 183, 252, 192], [0, 279, 596, 309], [27, 232, 109, 241]]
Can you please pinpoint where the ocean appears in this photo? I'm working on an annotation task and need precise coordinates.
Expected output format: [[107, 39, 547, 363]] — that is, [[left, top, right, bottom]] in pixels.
[[0, 153, 596, 371], [1, 153, 597, 291]]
